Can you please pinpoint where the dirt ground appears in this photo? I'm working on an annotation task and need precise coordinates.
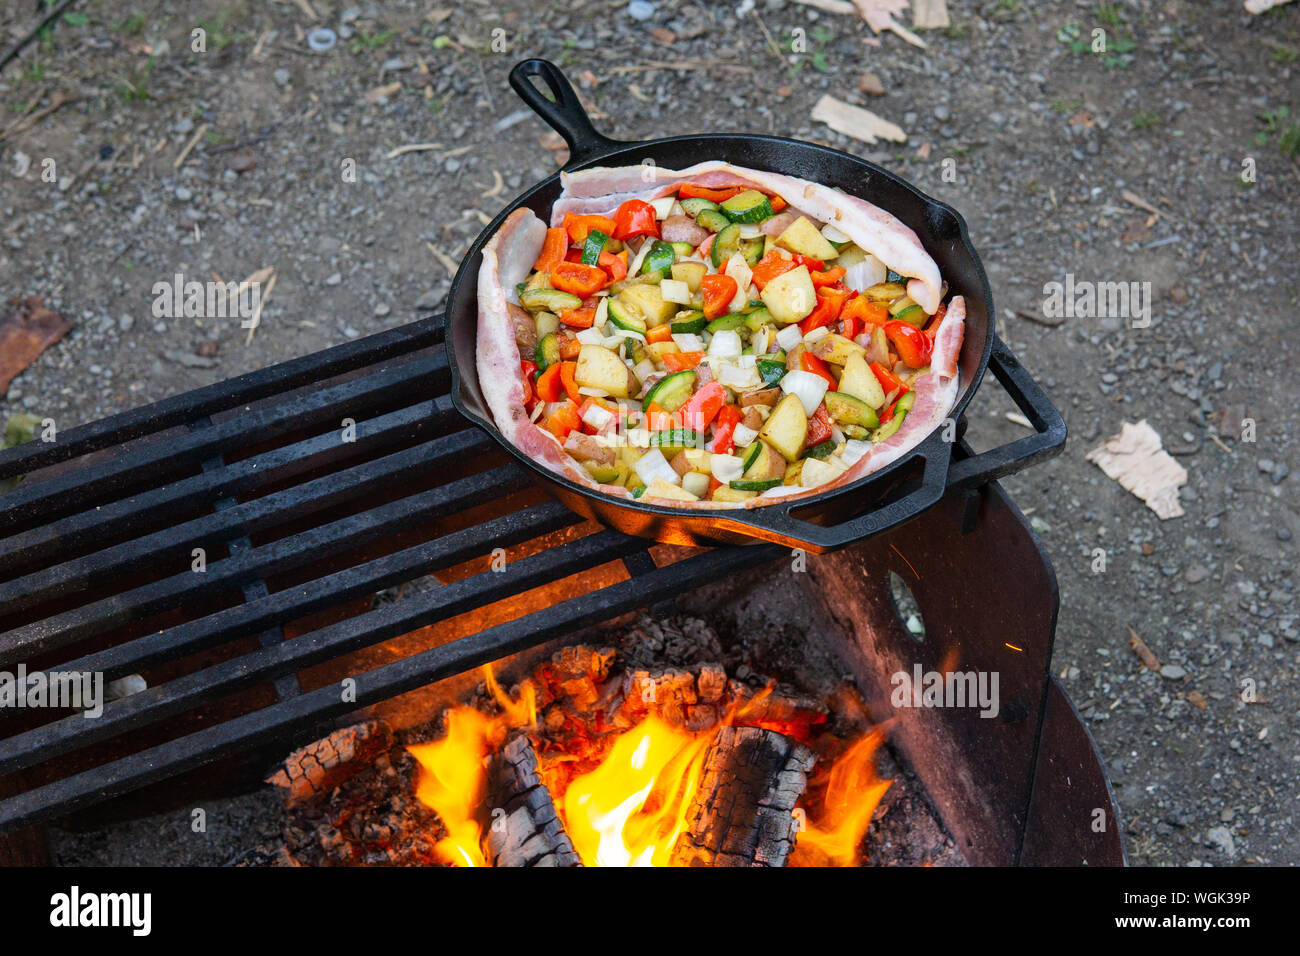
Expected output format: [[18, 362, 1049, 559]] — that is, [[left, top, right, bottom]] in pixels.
[[2, 0, 1297, 866]]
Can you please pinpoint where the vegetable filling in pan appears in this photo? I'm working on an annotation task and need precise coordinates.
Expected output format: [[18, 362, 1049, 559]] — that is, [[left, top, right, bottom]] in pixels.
[[476, 161, 965, 509]]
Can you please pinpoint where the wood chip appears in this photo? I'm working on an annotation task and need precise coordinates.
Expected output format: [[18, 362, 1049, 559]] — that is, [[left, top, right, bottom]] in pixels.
[[811, 94, 907, 144], [1086, 420, 1188, 520], [912, 0, 950, 29], [651, 28, 676, 44], [1186, 689, 1209, 710], [791, 0, 857, 12], [365, 82, 402, 104], [1128, 628, 1161, 672], [853, 0, 928, 48], [385, 141, 442, 159], [0, 296, 72, 398], [1122, 190, 1161, 217]]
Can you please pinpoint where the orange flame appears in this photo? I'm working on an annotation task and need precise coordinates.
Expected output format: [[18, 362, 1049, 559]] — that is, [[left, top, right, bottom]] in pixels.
[[791, 726, 892, 866], [558, 716, 712, 867], [407, 666, 536, 866]]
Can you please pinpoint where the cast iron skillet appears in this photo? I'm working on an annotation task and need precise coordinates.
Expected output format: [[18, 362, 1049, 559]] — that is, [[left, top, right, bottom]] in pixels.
[[446, 60, 1065, 553]]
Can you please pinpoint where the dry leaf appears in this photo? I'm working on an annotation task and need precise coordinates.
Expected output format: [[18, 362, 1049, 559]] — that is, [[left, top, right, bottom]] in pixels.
[[812, 94, 907, 144], [1086, 420, 1188, 519], [1128, 628, 1161, 672], [858, 71, 886, 95], [365, 82, 402, 104], [0, 296, 72, 398]]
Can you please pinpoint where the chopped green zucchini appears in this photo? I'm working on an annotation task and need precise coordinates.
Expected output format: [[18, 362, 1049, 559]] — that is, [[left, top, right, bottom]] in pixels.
[[711, 224, 743, 269], [824, 391, 880, 429], [534, 333, 561, 371], [705, 312, 747, 333], [680, 197, 720, 218], [607, 297, 648, 334], [741, 440, 785, 481], [670, 262, 707, 293], [669, 241, 696, 257], [802, 440, 836, 460], [670, 311, 708, 334], [642, 369, 696, 412], [581, 229, 609, 266], [744, 308, 775, 331], [641, 240, 677, 277], [757, 360, 787, 386], [519, 288, 583, 313], [696, 209, 730, 233], [720, 189, 775, 224], [730, 477, 782, 492]]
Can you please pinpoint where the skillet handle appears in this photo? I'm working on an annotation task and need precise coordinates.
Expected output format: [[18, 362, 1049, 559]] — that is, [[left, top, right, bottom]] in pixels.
[[509, 59, 624, 169], [713, 432, 951, 554], [945, 336, 1067, 492]]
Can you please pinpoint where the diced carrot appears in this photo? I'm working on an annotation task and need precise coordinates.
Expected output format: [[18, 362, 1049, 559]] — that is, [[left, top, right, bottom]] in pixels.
[[559, 361, 582, 403], [700, 274, 738, 319], [535, 363, 564, 403], [533, 227, 569, 273], [559, 306, 596, 329], [810, 265, 846, 288], [662, 350, 705, 371], [544, 400, 582, 440], [769, 194, 787, 212], [550, 262, 609, 297], [646, 324, 673, 344]]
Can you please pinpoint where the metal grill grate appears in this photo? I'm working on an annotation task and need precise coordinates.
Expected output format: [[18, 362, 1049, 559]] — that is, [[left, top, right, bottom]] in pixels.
[[0, 315, 783, 833]]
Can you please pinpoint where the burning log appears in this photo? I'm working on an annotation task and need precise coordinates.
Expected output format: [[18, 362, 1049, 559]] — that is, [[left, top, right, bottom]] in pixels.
[[671, 726, 815, 867], [266, 721, 394, 808], [484, 734, 581, 867]]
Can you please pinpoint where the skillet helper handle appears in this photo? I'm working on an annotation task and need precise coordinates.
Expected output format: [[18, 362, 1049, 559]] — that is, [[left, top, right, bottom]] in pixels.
[[717, 432, 951, 554], [945, 335, 1067, 492], [508, 59, 622, 169]]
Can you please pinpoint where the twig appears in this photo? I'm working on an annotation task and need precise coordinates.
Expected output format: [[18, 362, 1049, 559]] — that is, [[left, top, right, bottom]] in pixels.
[[749, 12, 787, 69], [385, 142, 443, 159], [0, 91, 77, 143], [173, 123, 210, 169], [0, 0, 80, 74]]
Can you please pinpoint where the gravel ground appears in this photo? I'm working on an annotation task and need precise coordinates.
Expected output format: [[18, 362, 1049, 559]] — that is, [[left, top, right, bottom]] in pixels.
[[3, 0, 1297, 866]]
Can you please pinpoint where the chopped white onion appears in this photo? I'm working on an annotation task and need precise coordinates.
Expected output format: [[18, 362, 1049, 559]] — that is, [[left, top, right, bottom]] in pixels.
[[760, 485, 803, 498], [802, 326, 830, 345], [577, 386, 609, 397], [710, 453, 744, 483], [681, 471, 712, 498], [829, 423, 846, 444], [594, 297, 609, 327], [737, 223, 762, 239], [581, 403, 614, 430], [752, 326, 772, 356], [732, 423, 758, 448], [775, 324, 803, 351], [529, 402, 546, 423], [660, 279, 692, 304], [633, 358, 656, 382], [843, 253, 888, 293], [628, 238, 652, 276], [709, 329, 743, 359], [625, 427, 650, 448], [780, 369, 830, 416], [724, 253, 753, 312], [840, 439, 871, 467], [576, 327, 605, 345], [821, 223, 852, 245], [634, 449, 680, 487], [737, 354, 757, 368], [650, 196, 676, 219], [671, 332, 704, 352], [716, 364, 760, 389]]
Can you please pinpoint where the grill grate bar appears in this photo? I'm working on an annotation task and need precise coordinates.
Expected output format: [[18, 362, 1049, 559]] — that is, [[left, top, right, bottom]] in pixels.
[[0, 542, 780, 833], [0, 526, 643, 776], [0, 416, 489, 615], [0, 315, 445, 481], [0, 453, 522, 665], [0, 350, 447, 536], [0, 399, 437, 578]]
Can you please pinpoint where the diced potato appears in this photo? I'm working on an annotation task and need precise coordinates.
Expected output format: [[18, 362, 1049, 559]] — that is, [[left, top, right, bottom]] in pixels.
[[799, 456, 848, 489], [670, 261, 708, 293], [834, 244, 866, 268], [712, 485, 757, 503], [681, 471, 712, 498], [809, 333, 865, 367], [647, 341, 681, 365], [740, 387, 782, 407], [760, 266, 817, 324], [619, 283, 677, 325], [741, 441, 785, 481], [645, 477, 700, 501], [775, 216, 840, 260], [680, 448, 713, 473], [660, 279, 692, 304], [576, 345, 634, 399], [838, 352, 886, 408], [758, 393, 809, 462], [783, 460, 805, 486], [862, 281, 908, 302]]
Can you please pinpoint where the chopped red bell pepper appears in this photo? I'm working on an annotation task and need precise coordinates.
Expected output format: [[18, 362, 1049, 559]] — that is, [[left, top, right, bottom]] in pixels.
[[799, 351, 838, 391], [798, 287, 851, 335], [924, 301, 948, 340], [679, 381, 727, 433], [559, 335, 582, 360], [646, 324, 673, 344], [884, 320, 934, 368], [535, 363, 565, 403], [562, 213, 617, 245], [707, 475, 723, 498], [700, 274, 739, 319], [533, 227, 569, 273], [559, 306, 596, 329], [598, 249, 628, 283], [559, 361, 582, 403], [709, 404, 745, 455], [697, 233, 715, 260], [750, 250, 796, 290], [612, 199, 660, 241], [662, 350, 705, 371], [520, 360, 537, 404], [810, 265, 846, 288], [544, 400, 582, 440], [841, 296, 891, 328], [550, 261, 609, 297], [791, 253, 826, 272], [870, 361, 907, 396], [805, 403, 833, 447], [677, 183, 746, 203]]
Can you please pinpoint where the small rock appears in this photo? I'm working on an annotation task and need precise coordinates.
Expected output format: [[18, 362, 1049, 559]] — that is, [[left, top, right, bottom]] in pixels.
[[194, 341, 220, 358], [307, 27, 337, 52], [118, 315, 134, 331], [1160, 664, 1187, 680], [1205, 826, 1235, 857], [651, 27, 676, 44], [325, 272, 342, 286], [274, 68, 291, 87], [1169, 286, 1189, 303], [627, 0, 656, 20], [175, 186, 193, 202], [225, 149, 258, 174], [1277, 527, 1293, 542], [776, 85, 793, 98], [162, 349, 217, 369], [859, 72, 885, 96], [1184, 565, 1210, 584], [374, 303, 391, 317], [175, 117, 195, 135], [934, 104, 951, 121], [1258, 457, 1275, 474]]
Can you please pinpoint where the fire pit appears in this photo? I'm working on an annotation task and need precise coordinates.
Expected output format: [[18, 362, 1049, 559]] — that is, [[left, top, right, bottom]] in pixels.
[[0, 312, 1122, 867]]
